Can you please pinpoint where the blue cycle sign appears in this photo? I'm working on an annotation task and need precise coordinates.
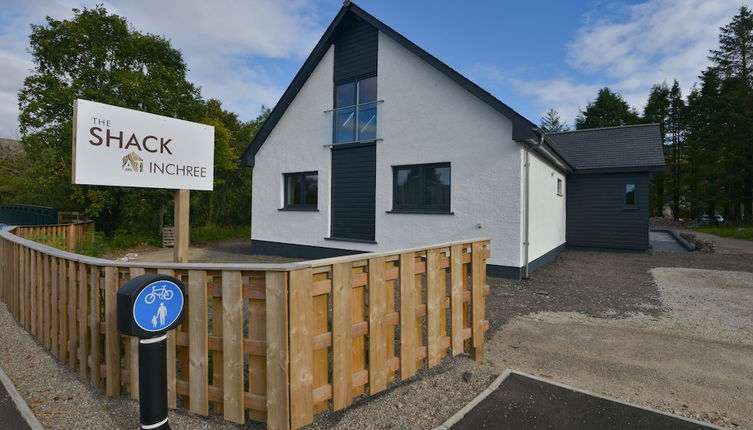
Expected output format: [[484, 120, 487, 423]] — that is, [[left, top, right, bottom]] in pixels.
[[133, 280, 184, 332]]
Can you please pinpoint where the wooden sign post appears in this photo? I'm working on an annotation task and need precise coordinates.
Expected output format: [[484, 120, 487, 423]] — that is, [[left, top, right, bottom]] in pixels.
[[174, 189, 190, 263]]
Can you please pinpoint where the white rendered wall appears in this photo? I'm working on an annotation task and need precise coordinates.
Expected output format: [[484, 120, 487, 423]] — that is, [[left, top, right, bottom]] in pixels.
[[251, 46, 334, 246], [252, 33, 528, 268], [526, 150, 566, 261], [375, 32, 523, 268]]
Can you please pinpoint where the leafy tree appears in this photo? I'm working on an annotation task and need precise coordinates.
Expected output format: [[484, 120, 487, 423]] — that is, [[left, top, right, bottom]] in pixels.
[[17, 6, 205, 233], [539, 109, 570, 132], [575, 87, 640, 129], [191, 102, 269, 227]]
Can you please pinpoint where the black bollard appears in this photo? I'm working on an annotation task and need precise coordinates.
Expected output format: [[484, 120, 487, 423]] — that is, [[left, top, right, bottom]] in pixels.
[[117, 274, 185, 430], [138, 335, 170, 429]]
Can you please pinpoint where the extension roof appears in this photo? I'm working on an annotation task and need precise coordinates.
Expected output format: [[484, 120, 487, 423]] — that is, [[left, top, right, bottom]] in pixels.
[[241, 2, 569, 168], [546, 124, 665, 172]]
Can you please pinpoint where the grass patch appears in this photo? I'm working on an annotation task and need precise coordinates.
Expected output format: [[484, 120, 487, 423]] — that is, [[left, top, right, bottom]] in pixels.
[[191, 225, 249, 243], [694, 225, 753, 240]]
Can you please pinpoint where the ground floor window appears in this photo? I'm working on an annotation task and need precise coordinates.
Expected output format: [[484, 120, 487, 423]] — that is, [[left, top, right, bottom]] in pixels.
[[284, 171, 318, 210], [392, 162, 451, 213], [625, 183, 636, 207]]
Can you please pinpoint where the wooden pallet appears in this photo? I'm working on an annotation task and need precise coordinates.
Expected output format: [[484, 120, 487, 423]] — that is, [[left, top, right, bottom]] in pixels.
[[162, 227, 175, 248]]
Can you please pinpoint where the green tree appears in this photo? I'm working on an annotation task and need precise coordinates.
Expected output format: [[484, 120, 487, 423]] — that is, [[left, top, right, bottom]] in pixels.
[[708, 6, 753, 221], [666, 80, 686, 218], [685, 70, 724, 218], [539, 109, 570, 132], [575, 87, 640, 129], [191, 102, 269, 227], [643, 82, 671, 216], [17, 6, 205, 233]]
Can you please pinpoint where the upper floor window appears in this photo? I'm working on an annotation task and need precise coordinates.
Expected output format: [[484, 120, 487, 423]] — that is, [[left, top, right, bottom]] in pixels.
[[557, 178, 563, 196], [625, 183, 636, 207], [333, 77, 378, 144], [283, 171, 318, 210], [392, 163, 451, 213]]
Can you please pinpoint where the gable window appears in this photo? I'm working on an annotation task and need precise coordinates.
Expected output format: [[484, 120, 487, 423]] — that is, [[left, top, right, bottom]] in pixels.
[[557, 178, 563, 196], [283, 171, 318, 210], [333, 76, 378, 144], [625, 183, 636, 207], [391, 163, 451, 213]]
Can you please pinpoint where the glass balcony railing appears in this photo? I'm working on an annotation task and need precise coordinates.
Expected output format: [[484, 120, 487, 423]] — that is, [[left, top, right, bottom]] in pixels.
[[324, 100, 382, 146]]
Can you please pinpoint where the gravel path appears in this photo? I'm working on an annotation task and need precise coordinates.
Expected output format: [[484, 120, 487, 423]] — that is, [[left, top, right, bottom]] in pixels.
[[0, 302, 246, 430]]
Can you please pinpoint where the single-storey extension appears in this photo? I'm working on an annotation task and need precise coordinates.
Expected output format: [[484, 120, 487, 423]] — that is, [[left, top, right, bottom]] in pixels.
[[240, 2, 664, 278]]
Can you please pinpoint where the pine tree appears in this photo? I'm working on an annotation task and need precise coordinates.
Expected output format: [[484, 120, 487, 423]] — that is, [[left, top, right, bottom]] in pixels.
[[575, 88, 641, 129], [539, 109, 570, 132], [708, 6, 753, 221], [643, 82, 671, 216], [667, 80, 686, 218]]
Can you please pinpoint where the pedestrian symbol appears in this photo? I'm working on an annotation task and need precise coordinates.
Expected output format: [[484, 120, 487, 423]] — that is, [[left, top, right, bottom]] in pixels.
[[132, 280, 184, 332]]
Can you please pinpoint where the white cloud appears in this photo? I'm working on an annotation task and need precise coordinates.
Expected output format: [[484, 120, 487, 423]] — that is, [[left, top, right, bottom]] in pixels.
[[482, 0, 745, 127], [0, 0, 327, 136]]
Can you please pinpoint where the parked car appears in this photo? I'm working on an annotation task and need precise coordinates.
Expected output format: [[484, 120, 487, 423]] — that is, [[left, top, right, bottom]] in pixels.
[[698, 214, 724, 225]]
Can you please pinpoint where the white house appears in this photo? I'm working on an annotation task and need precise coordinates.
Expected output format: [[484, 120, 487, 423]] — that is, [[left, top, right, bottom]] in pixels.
[[241, 2, 664, 278]]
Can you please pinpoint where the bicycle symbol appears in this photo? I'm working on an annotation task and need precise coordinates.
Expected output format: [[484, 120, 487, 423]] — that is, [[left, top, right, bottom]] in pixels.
[[144, 284, 174, 304]]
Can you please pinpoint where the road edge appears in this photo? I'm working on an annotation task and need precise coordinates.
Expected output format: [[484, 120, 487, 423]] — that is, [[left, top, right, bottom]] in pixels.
[[431, 368, 512, 430], [0, 364, 44, 430]]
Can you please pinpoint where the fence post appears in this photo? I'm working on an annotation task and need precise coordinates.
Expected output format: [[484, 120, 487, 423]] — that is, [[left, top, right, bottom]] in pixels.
[[471, 242, 486, 362], [67, 223, 77, 252], [288, 268, 313, 429], [266, 271, 290, 430]]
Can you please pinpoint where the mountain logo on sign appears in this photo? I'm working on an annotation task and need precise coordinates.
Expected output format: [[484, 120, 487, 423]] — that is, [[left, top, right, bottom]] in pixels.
[[122, 152, 143, 172]]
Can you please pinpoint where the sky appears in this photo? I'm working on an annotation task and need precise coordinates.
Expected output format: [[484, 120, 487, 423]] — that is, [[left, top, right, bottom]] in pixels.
[[0, 0, 749, 138]]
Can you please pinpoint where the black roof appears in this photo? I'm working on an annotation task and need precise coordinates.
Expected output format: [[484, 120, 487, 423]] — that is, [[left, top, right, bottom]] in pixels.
[[546, 124, 665, 172], [241, 2, 549, 167]]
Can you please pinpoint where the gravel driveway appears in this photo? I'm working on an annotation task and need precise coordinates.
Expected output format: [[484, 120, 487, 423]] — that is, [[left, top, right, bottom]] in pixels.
[[485, 250, 753, 429]]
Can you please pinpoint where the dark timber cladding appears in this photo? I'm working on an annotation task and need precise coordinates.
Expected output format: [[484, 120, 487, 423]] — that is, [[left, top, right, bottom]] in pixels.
[[333, 14, 377, 83], [331, 143, 377, 242], [329, 14, 377, 242], [567, 172, 651, 250]]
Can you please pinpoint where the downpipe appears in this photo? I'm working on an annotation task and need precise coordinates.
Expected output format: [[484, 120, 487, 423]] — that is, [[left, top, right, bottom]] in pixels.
[[523, 129, 545, 280]]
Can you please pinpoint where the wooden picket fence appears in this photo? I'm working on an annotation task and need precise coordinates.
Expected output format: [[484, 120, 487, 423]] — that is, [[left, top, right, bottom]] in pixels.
[[0, 225, 489, 430], [15, 221, 94, 251]]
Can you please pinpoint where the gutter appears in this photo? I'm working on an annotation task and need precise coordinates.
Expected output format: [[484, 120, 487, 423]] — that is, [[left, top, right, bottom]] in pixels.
[[523, 128, 545, 279]]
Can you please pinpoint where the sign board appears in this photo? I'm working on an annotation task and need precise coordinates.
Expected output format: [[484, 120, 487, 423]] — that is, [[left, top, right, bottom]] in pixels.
[[133, 280, 184, 332], [73, 99, 214, 190], [118, 274, 186, 338]]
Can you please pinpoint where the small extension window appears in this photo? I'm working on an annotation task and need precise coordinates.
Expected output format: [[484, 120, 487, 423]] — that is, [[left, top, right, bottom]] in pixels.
[[392, 163, 451, 213], [557, 178, 563, 196], [625, 183, 636, 207], [284, 172, 318, 210]]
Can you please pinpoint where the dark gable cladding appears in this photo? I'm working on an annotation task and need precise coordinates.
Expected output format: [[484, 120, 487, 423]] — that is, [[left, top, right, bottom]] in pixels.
[[546, 124, 665, 172], [333, 14, 377, 83], [241, 2, 547, 167]]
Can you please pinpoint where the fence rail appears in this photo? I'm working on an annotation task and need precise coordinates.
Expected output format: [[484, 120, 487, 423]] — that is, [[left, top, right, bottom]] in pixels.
[[0, 225, 489, 430]]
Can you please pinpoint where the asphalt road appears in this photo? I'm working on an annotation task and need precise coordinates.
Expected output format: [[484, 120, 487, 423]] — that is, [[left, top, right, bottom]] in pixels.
[[0, 375, 30, 430], [453, 373, 714, 430]]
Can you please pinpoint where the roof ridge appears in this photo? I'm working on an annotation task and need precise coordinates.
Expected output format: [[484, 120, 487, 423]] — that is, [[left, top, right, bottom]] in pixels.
[[547, 123, 659, 135]]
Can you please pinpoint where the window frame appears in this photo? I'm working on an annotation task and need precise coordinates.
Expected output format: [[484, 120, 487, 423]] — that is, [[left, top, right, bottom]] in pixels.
[[282, 171, 318, 211], [390, 162, 452, 214], [624, 183, 637, 209], [333, 76, 378, 144], [556, 178, 563, 196]]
